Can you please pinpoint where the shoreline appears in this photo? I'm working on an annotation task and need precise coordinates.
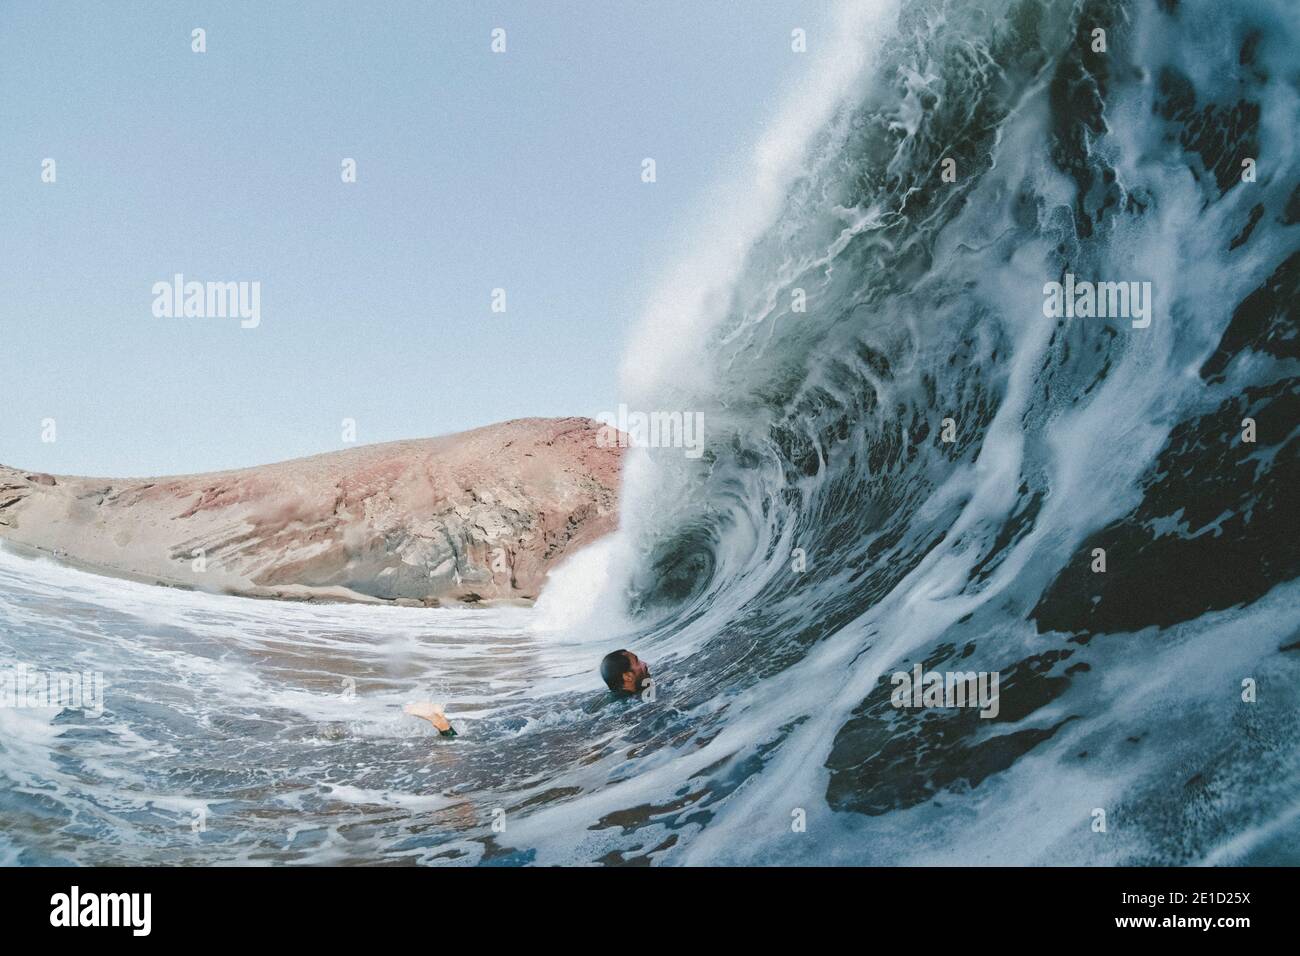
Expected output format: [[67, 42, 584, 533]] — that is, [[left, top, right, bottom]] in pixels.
[[0, 539, 540, 610]]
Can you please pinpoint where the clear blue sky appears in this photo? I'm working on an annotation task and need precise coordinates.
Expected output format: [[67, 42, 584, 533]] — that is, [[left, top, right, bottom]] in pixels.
[[0, 1, 833, 477]]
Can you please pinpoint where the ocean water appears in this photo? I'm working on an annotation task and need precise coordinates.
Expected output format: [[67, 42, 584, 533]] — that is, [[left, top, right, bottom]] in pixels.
[[3, 0, 1299, 865]]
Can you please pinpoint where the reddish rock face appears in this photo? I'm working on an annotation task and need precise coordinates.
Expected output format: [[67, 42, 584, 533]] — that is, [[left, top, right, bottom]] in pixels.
[[0, 417, 623, 606]]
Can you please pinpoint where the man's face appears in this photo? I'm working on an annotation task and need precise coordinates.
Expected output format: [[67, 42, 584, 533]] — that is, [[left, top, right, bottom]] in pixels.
[[621, 653, 650, 694]]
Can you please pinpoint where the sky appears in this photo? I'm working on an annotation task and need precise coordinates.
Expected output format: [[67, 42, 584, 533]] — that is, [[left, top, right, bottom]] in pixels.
[[0, 1, 837, 477]]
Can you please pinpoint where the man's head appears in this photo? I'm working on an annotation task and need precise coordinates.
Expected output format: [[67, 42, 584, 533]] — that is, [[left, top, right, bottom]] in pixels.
[[600, 649, 650, 696]]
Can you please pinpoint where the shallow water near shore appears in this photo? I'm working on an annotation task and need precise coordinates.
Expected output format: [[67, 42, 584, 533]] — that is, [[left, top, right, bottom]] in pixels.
[[2, 543, 1297, 866], [0, 546, 606, 865]]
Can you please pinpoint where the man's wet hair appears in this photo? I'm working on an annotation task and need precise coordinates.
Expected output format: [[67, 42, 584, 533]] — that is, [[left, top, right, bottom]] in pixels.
[[600, 649, 634, 693]]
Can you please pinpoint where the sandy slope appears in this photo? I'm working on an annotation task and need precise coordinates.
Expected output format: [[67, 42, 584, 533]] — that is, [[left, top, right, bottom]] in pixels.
[[0, 417, 622, 606]]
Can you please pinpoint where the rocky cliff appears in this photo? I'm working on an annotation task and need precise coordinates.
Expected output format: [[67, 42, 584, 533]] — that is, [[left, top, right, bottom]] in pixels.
[[0, 417, 622, 606]]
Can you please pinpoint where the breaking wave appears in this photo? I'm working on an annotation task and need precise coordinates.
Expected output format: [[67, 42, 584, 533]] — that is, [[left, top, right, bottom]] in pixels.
[[593, 0, 1300, 864]]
